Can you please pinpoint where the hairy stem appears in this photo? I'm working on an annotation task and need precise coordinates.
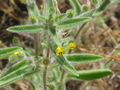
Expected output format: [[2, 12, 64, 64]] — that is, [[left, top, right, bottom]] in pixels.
[[34, 33, 40, 56], [74, 23, 86, 40], [58, 69, 65, 90], [43, 65, 48, 90]]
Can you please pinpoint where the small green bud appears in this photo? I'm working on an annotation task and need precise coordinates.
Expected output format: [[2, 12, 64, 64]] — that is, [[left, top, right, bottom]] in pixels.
[[49, 8, 55, 18], [30, 16, 36, 23], [91, 0, 99, 4], [67, 10, 74, 18], [12, 36, 20, 46], [49, 8, 55, 15], [43, 59, 49, 65], [82, 5, 89, 11]]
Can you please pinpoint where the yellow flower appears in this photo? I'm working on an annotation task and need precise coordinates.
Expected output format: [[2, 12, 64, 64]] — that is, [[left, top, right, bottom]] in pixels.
[[13, 51, 21, 56], [68, 42, 76, 49], [56, 46, 64, 56], [40, 4, 44, 9]]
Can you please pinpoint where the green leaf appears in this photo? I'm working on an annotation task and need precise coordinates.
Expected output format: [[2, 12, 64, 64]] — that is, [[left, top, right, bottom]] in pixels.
[[93, 0, 110, 16], [68, 69, 112, 80], [0, 66, 33, 87], [56, 55, 78, 76], [2, 60, 27, 76], [7, 25, 45, 33], [68, 0, 81, 15], [66, 54, 103, 64], [0, 61, 37, 87], [0, 47, 22, 59], [58, 17, 91, 28]]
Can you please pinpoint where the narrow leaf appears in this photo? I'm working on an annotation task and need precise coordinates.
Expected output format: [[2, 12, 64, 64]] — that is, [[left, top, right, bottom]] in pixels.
[[0, 47, 22, 59], [68, 69, 112, 80], [68, 0, 81, 15], [2, 60, 27, 76], [7, 25, 44, 33], [58, 17, 91, 28], [0, 63, 37, 87], [93, 0, 110, 16], [66, 54, 103, 64]]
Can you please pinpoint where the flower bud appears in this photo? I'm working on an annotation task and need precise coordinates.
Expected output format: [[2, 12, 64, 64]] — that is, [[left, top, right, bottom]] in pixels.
[[68, 42, 76, 49]]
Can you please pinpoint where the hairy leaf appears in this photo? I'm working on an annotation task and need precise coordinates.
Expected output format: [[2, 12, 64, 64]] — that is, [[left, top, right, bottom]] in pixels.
[[66, 54, 103, 64], [2, 60, 27, 76], [68, 69, 112, 80], [0, 62, 37, 87], [7, 25, 44, 33], [93, 0, 110, 16], [58, 17, 91, 28]]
